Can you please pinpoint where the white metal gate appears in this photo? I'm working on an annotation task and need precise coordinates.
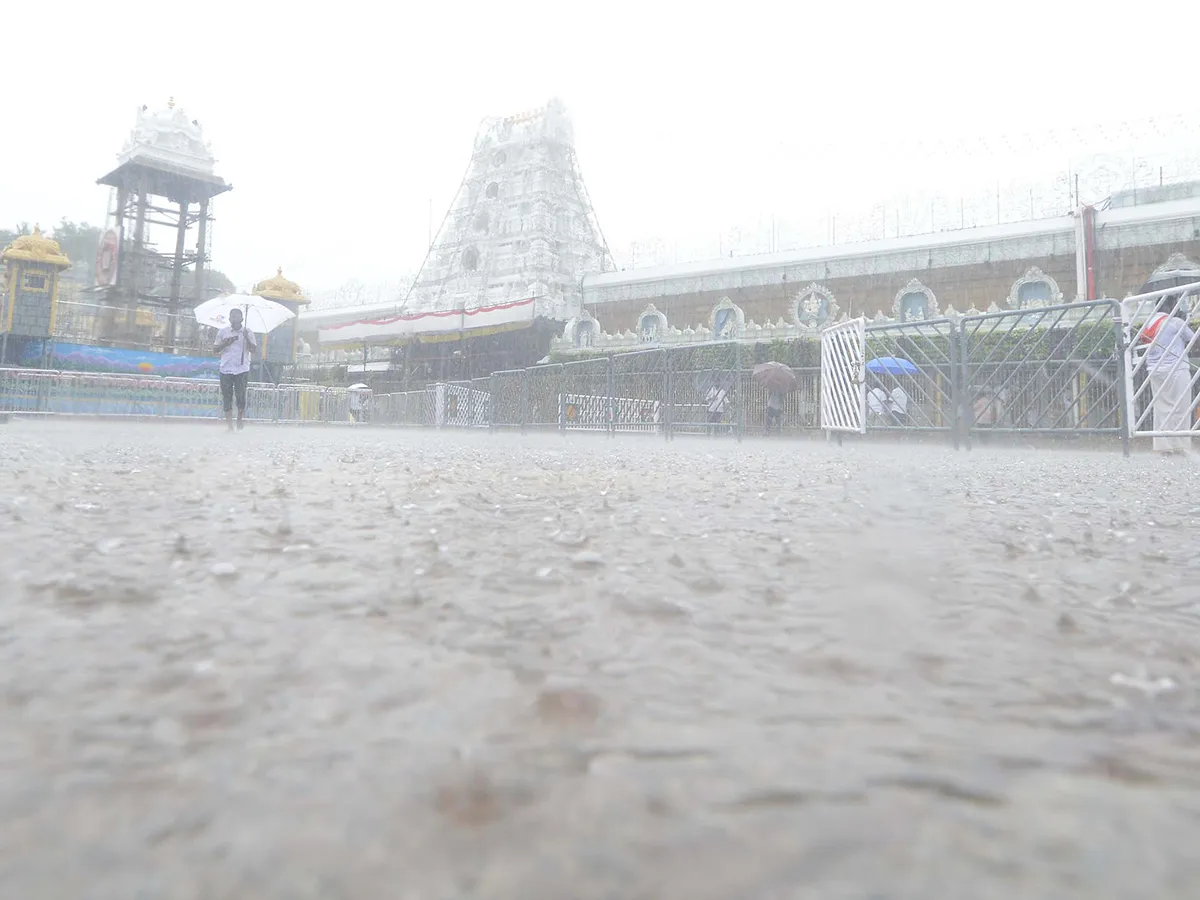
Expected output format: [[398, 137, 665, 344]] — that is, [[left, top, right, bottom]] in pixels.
[[820, 317, 867, 435], [1121, 282, 1200, 447]]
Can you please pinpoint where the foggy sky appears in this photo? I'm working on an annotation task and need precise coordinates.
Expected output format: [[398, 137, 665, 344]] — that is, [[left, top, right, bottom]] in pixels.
[[2, 0, 1195, 295]]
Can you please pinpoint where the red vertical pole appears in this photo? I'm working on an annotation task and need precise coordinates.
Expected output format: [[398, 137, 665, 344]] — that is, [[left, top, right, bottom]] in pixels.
[[1083, 205, 1097, 300]]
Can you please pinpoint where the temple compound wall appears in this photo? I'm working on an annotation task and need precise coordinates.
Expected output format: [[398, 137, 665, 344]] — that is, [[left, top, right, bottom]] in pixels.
[[566, 192, 1200, 351]]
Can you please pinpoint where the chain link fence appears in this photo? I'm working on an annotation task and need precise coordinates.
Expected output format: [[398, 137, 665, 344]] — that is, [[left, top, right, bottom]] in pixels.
[[561, 357, 614, 434], [609, 349, 667, 435], [667, 343, 740, 437], [488, 370, 525, 431]]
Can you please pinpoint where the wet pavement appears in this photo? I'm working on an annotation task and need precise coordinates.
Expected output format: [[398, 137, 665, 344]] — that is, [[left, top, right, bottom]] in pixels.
[[1, 419, 1199, 898]]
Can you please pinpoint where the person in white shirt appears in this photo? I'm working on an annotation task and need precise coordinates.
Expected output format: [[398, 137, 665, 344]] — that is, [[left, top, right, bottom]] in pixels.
[[213, 308, 258, 432], [348, 387, 372, 423], [867, 385, 889, 424], [1143, 296, 1197, 454], [765, 389, 785, 434]]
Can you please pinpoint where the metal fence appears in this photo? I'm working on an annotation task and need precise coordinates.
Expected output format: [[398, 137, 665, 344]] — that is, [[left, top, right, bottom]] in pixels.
[[1120, 283, 1200, 450], [10, 297, 1200, 454], [52, 298, 213, 358], [960, 301, 1126, 449], [0, 368, 352, 423], [864, 318, 960, 440]]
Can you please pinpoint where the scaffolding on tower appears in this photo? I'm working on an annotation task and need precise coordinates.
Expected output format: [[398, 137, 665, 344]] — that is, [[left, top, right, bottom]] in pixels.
[[89, 98, 232, 355]]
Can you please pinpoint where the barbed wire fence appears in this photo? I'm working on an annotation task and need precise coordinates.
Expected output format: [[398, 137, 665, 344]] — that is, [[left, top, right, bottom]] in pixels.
[[622, 113, 1200, 269]]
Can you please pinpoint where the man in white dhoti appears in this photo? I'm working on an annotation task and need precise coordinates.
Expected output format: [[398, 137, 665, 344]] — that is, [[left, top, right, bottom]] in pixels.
[[1144, 298, 1197, 454]]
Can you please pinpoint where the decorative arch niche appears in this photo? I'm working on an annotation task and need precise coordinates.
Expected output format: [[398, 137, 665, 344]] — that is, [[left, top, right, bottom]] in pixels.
[[636, 303, 668, 342], [892, 278, 938, 322], [791, 283, 840, 327], [1007, 267, 1062, 309], [708, 297, 745, 340], [565, 309, 599, 349]]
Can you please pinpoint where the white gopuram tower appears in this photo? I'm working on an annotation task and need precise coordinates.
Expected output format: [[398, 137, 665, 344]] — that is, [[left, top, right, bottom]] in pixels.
[[405, 98, 614, 320]]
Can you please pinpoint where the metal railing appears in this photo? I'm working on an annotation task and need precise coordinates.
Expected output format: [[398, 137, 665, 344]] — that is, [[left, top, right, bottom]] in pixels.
[[51, 298, 214, 358], [1120, 283, 1200, 450], [0, 368, 352, 423], [959, 301, 1126, 449], [864, 318, 961, 443], [9, 298, 1199, 455]]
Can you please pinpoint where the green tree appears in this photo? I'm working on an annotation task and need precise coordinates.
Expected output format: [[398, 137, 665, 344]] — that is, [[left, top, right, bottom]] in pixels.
[[0, 222, 31, 249], [206, 269, 236, 295], [50, 218, 102, 268]]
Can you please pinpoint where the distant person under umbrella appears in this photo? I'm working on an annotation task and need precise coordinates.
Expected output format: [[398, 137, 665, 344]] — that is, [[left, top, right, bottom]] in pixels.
[[765, 389, 785, 434], [348, 384, 372, 423], [214, 308, 257, 432], [751, 362, 797, 435]]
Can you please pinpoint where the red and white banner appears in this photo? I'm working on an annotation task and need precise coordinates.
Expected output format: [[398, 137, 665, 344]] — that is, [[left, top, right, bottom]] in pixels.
[[317, 296, 536, 345]]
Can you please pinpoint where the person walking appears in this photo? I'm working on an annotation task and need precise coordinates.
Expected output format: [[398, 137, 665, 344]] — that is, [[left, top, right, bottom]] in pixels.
[[214, 308, 257, 432], [1143, 295, 1196, 454], [765, 389, 785, 434]]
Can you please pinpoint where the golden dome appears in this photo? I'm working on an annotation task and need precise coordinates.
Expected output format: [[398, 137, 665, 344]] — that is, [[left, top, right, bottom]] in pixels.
[[1, 225, 70, 268], [253, 266, 309, 304]]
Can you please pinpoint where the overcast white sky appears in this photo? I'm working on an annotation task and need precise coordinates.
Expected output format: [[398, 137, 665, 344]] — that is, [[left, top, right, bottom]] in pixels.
[[2, 0, 1196, 294]]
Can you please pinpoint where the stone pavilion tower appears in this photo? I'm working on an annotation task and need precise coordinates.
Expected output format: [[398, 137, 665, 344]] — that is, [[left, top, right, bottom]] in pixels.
[[96, 97, 231, 352]]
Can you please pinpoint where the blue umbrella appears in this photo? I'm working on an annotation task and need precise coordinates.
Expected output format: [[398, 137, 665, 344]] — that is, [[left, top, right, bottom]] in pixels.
[[866, 356, 919, 376]]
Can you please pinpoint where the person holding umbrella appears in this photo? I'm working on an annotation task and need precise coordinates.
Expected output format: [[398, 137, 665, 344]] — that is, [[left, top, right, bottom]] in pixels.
[[752, 361, 797, 435], [195, 292, 296, 433], [1141, 293, 1196, 454], [1136, 262, 1200, 454], [214, 308, 257, 432], [347, 383, 372, 423], [865, 356, 917, 427], [765, 389, 785, 434]]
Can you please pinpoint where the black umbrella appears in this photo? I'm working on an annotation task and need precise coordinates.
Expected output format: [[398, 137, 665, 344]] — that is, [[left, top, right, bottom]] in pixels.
[[1139, 258, 1200, 294], [752, 362, 798, 393]]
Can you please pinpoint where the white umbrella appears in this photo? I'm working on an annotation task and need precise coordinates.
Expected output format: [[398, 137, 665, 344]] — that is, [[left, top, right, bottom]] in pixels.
[[347, 383, 370, 391], [194, 293, 295, 334]]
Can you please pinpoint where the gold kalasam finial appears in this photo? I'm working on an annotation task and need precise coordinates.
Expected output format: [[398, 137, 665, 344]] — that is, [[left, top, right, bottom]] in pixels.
[[253, 267, 309, 304]]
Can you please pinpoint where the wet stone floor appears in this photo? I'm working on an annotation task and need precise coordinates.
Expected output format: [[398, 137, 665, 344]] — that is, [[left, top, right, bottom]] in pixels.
[[1, 419, 1199, 899]]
